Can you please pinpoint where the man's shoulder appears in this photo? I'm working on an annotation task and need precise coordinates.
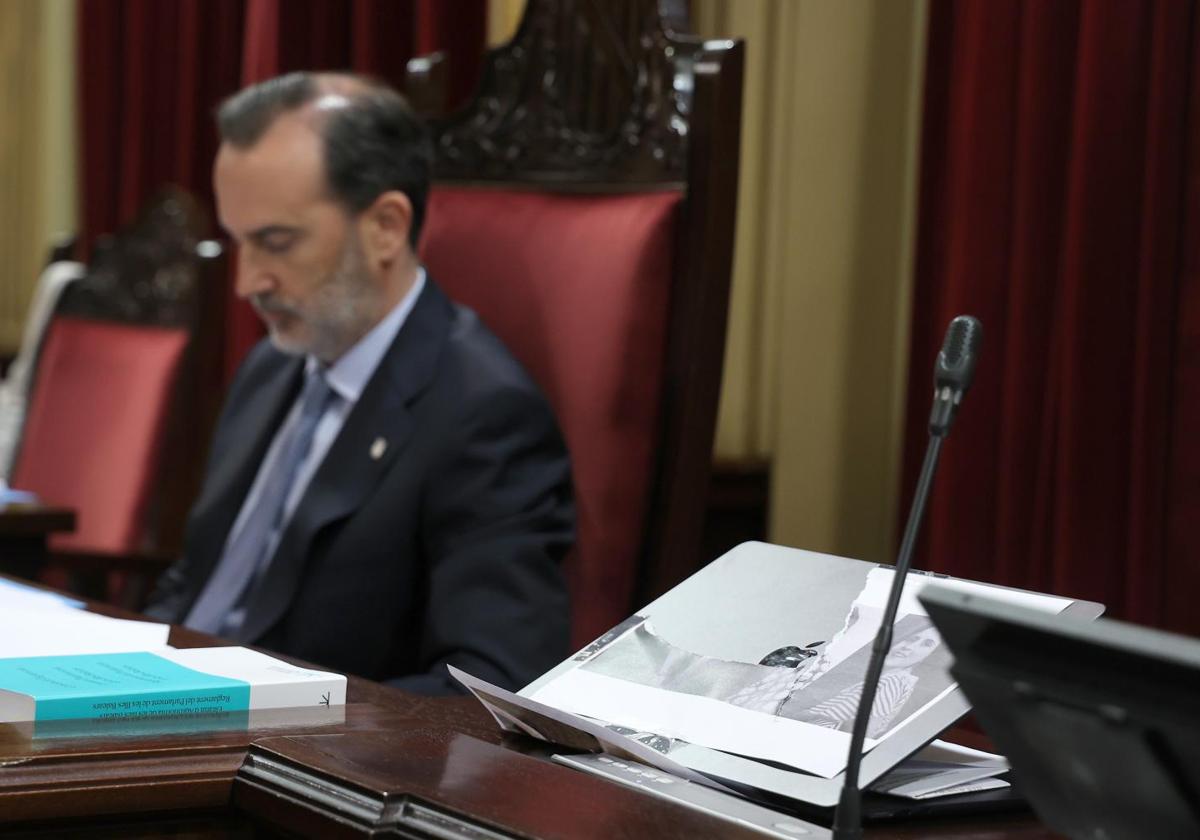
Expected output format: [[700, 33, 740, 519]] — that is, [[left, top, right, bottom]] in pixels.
[[436, 297, 543, 403]]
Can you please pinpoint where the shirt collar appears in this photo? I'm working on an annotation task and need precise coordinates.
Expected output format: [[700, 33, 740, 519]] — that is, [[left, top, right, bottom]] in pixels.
[[306, 267, 426, 404]]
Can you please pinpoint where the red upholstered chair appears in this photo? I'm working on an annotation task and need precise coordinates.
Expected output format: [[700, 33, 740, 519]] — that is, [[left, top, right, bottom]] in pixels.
[[412, 0, 744, 645], [8, 190, 226, 602]]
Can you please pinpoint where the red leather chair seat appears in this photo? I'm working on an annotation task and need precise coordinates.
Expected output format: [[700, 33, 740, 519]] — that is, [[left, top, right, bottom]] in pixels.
[[420, 187, 681, 644], [12, 316, 189, 554]]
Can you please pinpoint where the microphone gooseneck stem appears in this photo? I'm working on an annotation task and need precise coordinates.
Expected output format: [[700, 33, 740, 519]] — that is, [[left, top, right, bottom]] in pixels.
[[831, 433, 944, 840]]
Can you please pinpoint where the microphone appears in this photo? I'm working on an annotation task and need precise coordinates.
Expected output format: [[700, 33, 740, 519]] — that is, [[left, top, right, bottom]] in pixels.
[[929, 316, 982, 436], [831, 315, 982, 840]]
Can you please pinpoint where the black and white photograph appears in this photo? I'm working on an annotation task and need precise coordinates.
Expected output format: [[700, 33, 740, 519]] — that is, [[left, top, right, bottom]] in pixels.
[[778, 614, 951, 739]]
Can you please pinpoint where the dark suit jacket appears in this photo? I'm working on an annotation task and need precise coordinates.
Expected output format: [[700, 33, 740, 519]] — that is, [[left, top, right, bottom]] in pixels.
[[146, 280, 573, 694]]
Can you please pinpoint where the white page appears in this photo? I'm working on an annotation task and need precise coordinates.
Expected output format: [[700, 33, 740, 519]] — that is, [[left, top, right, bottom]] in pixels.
[[905, 776, 1010, 800], [913, 739, 1007, 767], [0, 608, 171, 657], [861, 567, 1073, 619], [450, 665, 736, 790], [869, 760, 1007, 797], [0, 578, 83, 611], [533, 667, 861, 778], [156, 647, 338, 684]]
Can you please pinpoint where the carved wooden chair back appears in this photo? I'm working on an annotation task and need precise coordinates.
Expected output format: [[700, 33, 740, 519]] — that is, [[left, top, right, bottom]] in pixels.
[[410, 0, 744, 644], [11, 189, 226, 578]]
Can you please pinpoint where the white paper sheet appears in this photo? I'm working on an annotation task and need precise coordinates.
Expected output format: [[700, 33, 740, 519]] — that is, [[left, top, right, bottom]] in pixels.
[[0, 578, 83, 611], [862, 567, 1074, 620], [913, 739, 1007, 767], [449, 665, 737, 790], [533, 667, 864, 778], [0, 607, 171, 658], [905, 776, 1010, 800]]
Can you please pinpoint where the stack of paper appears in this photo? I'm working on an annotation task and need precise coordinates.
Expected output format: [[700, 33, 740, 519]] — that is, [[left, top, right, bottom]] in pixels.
[[868, 740, 1009, 800], [0, 578, 171, 658]]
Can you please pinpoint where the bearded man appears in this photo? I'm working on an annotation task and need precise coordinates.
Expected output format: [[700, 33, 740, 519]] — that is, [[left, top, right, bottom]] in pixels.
[[145, 72, 574, 694]]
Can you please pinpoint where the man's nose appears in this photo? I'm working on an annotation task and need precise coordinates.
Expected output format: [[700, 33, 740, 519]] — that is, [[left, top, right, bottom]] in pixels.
[[234, 248, 275, 299]]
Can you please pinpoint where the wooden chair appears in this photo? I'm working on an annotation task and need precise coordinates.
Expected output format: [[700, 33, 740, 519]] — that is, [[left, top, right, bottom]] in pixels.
[[8, 189, 226, 605], [0, 249, 86, 480], [410, 0, 744, 645]]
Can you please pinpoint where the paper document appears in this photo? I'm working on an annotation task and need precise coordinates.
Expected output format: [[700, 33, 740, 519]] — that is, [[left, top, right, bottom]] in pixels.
[[0, 578, 83, 611], [449, 665, 735, 790], [893, 777, 1011, 801], [459, 542, 1100, 809], [530, 562, 1072, 778], [0, 607, 171, 658], [868, 741, 1008, 798]]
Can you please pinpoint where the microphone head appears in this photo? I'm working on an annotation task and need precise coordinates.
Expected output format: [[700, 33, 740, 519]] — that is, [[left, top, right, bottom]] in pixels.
[[934, 315, 982, 393]]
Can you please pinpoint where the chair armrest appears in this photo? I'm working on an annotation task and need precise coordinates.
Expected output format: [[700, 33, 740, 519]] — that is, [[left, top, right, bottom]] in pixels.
[[46, 548, 175, 610], [47, 547, 174, 574]]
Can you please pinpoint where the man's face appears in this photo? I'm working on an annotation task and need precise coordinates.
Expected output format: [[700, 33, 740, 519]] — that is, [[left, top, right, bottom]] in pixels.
[[214, 113, 381, 363]]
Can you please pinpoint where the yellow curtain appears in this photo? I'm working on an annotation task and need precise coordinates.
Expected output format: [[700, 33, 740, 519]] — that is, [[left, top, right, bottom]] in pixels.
[[692, 0, 929, 563], [488, 0, 526, 46], [0, 0, 76, 355]]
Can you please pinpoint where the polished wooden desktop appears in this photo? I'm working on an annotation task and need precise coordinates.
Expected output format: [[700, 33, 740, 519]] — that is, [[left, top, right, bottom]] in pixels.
[[0, 594, 1058, 838]]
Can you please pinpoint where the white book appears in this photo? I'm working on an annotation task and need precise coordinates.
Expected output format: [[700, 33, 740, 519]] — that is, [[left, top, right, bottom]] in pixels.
[[0, 646, 346, 724]]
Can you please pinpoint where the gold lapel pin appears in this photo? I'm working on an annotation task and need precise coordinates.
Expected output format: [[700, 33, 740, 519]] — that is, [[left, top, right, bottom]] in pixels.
[[370, 437, 388, 460]]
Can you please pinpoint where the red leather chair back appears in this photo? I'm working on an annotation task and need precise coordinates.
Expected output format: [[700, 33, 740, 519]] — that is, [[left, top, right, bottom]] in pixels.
[[11, 316, 189, 554], [421, 187, 681, 645]]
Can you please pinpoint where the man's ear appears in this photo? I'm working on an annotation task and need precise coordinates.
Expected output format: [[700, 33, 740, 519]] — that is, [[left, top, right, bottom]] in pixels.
[[360, 190, 414, 268]]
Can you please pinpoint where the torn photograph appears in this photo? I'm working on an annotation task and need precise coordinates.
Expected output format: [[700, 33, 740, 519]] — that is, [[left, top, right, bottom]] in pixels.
[[522, 543, 1079, 778]]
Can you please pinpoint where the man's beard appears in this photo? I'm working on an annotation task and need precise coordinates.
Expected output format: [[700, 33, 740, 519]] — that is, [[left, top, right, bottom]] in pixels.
[[255, 237, 380, 363]]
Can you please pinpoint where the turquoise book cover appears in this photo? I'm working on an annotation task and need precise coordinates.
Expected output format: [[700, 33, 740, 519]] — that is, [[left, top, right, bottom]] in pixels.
[[0, 646, 346, 727], [0, 652, 251, 721]]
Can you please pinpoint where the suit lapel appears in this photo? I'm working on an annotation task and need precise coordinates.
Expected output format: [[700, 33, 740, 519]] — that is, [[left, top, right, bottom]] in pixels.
[[236, 281, 456, 643]]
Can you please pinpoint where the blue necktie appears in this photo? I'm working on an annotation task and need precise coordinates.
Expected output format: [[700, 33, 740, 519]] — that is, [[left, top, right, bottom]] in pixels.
[[186, 369, 337, 635]]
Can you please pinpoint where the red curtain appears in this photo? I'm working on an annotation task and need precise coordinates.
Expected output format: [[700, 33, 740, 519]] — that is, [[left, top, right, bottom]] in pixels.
[[904, 0, 1200, 633], [78, 0, 245, 257], [77, 0, 487, 382]]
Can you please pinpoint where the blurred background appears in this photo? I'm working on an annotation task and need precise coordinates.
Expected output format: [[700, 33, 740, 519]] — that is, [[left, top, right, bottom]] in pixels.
[[2, 0, 1197, 635]]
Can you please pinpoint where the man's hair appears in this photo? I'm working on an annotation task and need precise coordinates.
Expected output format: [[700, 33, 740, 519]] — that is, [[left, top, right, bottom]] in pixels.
[[216, 72, 432, 246]]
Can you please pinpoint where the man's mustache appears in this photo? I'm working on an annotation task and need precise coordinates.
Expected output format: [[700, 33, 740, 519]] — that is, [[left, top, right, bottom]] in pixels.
[[250, 294, 298, 318]]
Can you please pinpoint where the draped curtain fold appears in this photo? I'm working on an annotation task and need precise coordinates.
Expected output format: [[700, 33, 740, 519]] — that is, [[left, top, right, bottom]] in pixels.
[[77, 0, 486, 383], [905, 0, 1199, 632], [0, 1, 48, 353], [692, 0, 928, 563]]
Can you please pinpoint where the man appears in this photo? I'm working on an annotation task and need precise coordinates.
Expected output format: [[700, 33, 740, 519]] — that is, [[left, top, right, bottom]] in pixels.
[[145, 72, 574, 695]]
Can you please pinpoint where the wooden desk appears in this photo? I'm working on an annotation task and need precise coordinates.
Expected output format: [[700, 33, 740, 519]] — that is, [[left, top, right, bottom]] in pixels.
[[0, 504, 74, 578], [234, 727, 1058, 840], [0, 605, 1058, 838]]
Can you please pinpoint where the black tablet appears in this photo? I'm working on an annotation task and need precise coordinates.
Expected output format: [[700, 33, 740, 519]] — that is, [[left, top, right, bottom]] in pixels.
[[920, 585, 1200, 840]]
